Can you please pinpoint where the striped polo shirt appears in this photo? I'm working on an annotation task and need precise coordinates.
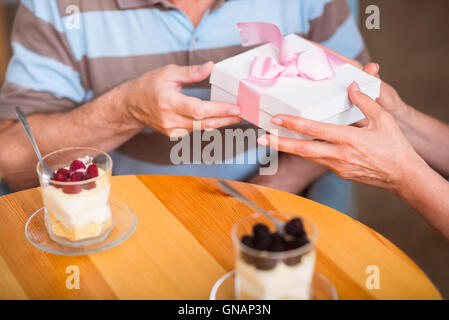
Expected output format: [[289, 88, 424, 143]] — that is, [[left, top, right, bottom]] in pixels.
[[0, 0, 369, 180]]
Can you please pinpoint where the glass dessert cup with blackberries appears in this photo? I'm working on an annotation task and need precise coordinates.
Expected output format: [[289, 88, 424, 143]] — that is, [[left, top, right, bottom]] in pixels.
[[232, 212, 318, 300], [37, 147, 114, 248]]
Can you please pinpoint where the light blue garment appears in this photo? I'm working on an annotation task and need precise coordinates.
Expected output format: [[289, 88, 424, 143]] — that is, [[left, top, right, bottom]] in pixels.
[[347, 0, 359, 21], [307, 172, 356, 218]]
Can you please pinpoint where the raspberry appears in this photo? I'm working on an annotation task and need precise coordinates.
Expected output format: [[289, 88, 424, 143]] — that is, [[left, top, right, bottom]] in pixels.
[[84, 164, 99, 179], [69, 160, 86, 172], [55, 168, 70, 180], [52, 172, 66, 182], [70, 171, 84, 181], [62, 185, 82, 194], [62, 171, 84, 194], [284, 218, 304, 236], [51, 168, 70, 188], [83, 181, 96, 190]]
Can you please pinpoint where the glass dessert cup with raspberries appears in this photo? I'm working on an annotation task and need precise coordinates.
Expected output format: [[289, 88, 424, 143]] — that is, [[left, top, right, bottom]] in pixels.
[[37, 147, 114, 248], [232, 212, 318, 300]]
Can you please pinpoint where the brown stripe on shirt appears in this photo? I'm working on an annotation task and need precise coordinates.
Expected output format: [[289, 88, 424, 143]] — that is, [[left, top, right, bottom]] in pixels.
[[355, 46, 370, 65], [306, 0, 351, 43], [0, 82, 76, 119], [81, 43, 258, 96], [11, 4, 89, 91]]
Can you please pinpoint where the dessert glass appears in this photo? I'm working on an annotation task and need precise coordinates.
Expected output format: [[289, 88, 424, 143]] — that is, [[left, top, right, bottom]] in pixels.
[[232, 212, 318, 300], [37, 147, 114, 247]]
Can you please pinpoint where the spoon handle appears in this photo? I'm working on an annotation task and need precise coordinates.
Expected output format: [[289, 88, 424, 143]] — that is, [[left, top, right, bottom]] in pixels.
[[15, 107, 43, 162], [218, 180, 283, 231]]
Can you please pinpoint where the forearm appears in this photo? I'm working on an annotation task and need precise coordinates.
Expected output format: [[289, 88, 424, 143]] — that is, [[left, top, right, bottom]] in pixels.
[[397, 105, 449, 177], [0, 82, 142, 190], [395, 159, 449, 241], [248, 152, 328, 194]]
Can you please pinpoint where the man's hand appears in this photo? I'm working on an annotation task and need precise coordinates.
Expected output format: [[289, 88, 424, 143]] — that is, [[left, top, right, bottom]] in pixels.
[[257, 82, 426, 194], [125, 61, 242, 137]]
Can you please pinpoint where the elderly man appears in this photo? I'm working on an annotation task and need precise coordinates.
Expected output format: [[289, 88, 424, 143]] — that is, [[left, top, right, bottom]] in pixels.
[[0, 0, 368, 215]]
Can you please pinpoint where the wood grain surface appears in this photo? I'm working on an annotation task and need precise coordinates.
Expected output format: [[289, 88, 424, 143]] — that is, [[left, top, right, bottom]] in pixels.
[[0, 175, 441, 300]]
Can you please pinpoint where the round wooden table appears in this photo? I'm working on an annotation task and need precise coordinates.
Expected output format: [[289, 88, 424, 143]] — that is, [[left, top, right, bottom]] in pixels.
[[0, 175, 441, 300]]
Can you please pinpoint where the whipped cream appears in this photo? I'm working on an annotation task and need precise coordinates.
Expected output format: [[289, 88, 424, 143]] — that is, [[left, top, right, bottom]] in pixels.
[[43, 168, 111, 228], [236, 249, 316, 300]]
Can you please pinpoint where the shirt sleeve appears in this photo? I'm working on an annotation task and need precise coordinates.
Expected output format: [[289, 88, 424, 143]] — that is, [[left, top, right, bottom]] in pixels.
[[304, 0, 370, 64], [0, 0, 88, 120]]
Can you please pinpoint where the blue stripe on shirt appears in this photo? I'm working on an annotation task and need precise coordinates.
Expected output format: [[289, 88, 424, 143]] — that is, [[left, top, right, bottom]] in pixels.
[[7, 42, 86, 103], [196, 0, 308, 50], [62, 9, 195, 60], [320, 15, 364, 58]]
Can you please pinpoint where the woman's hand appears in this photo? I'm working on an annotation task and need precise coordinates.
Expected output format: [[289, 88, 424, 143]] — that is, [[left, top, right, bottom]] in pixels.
[[257, 82, 428, 194], [125, 61, 242, 137], [315, 42, 411, 125]]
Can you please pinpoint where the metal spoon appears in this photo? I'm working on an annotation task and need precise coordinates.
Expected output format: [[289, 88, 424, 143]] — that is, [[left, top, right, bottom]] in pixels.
[[15, 107, 54, 181], [218, 180, 285, 234]]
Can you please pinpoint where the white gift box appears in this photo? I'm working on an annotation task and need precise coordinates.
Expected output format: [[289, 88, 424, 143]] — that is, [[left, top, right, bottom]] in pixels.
[[210, 34, 381, 139]]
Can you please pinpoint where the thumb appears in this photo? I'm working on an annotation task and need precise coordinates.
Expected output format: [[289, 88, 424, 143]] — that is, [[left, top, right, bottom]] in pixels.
[[348, 81, 384, 121], [363, 62, 380, 78], [170, 61, 214, 84]]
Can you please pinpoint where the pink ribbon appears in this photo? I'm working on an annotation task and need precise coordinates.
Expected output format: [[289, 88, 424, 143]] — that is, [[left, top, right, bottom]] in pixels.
[[236, 22, 345, 125]]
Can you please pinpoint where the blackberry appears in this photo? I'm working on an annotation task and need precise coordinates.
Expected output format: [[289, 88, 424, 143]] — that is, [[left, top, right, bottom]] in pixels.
[[268, 241, 286, 252], [267, 232, 286, 252], [286, 236, 309, 250], [241, 252, 257, 265], [284, 218, 304, 236], [284, 255, 302, 266], [270, 232, 284, 244], [253, 233, 271, 250], [254, 257, 277, 270], [241, 235, 254, 248], [253, 223, 270, 238]]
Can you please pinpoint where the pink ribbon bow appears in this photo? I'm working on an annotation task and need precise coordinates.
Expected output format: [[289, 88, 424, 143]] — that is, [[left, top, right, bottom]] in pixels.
[[236, 22, 345, 125]]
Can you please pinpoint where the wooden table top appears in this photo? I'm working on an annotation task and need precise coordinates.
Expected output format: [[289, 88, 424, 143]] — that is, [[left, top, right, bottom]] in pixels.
[[0, 175, 441, 300]]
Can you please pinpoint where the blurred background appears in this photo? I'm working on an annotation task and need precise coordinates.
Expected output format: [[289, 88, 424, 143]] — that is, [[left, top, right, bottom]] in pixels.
[[0, 0, 448, 298]]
